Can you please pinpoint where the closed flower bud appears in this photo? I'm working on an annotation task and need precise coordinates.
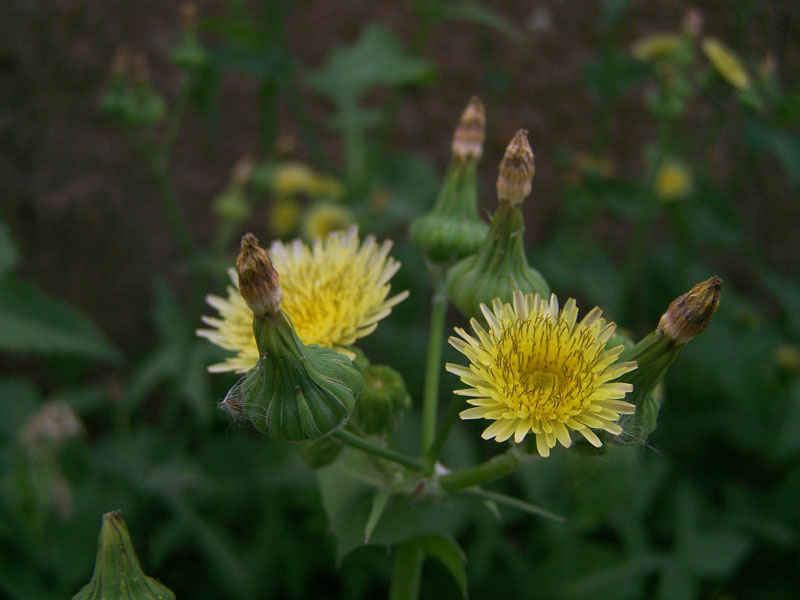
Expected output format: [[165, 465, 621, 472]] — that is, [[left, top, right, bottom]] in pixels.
[[447, 131, 548, 318], [410, 97, 489, 263], [236, 233, 282, 317], [220, 309, 364, 441], [72, 511, 175, 600], [496, 129, 535, 206], [354, 365, 412, 435], [657, 276, 722, 345]]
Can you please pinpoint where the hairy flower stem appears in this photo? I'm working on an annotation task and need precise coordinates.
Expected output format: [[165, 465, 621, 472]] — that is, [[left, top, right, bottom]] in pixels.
[[421, 273, 448, 458], [439, 447, 533, 491], [333, 430, 425, 471]]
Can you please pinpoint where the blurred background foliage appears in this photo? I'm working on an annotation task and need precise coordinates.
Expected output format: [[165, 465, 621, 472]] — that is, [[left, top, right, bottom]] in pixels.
[[1, 0, 799, 598]]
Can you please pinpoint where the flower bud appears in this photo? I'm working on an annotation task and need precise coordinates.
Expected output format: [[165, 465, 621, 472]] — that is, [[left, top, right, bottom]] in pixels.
[[496, 129, 535, 206], [71, 511, 175, 600], [409, 97, 489, 263], [657, 276, 722, 345], [446, 131, 548, 318], [353, 365, 412, 435], [236, 233, 282, 317], [220, 309, 365, 441]]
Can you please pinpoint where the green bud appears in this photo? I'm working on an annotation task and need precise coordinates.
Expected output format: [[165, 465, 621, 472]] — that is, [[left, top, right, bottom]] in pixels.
[[618, 276, 722, 438], [300, 435, 343, 468], [410, 96, 489, 263], [72, 511, 175, 600], [354, 365, 412, 435]]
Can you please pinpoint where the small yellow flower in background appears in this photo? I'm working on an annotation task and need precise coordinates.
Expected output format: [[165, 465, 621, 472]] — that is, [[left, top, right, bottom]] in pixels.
[[572, 151, 617, 179], [632, 33, 684, 61], [274, 161, 344, 199], [270, 198, 301, 237], [446, 292, 637, 457], [197, 227, 408, 372], [301, 202, 355, 241], [654, 159, 693, 201], [702, 37, 751, 90]]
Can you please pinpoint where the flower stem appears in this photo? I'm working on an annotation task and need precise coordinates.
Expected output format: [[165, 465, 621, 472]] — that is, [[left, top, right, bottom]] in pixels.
[[333, 430, 425, 471], [438, 447, 532, 491], [389, 539, 425, 600], [424, 393, 462, 464], [421, 274, 448, 457]]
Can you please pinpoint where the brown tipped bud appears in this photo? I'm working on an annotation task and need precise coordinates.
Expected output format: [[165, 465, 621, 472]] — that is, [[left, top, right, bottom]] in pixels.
[[179, 2, 198, 28], [497, 129, 535, 205], [681, 7, 704, 36], [236, 233, 282, 316], [658, 276, 722, 345], [451, 96, 486, 161]]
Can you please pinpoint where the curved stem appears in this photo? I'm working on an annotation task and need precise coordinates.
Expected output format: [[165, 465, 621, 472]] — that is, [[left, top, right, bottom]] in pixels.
[[421, 274, 448, 457], [438, 447, 533, 491], [333, 430, 425, 471]]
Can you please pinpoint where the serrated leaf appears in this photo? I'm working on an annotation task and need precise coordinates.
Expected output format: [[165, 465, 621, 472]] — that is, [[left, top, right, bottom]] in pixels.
[[419, 533, 468, 598], [364, 487, 392, 544], [0, 276, 120, 362]]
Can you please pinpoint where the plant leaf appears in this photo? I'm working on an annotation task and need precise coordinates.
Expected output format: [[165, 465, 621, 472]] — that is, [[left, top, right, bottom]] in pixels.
[[419, 533, 468, 598], [364, 487, 392, 544]]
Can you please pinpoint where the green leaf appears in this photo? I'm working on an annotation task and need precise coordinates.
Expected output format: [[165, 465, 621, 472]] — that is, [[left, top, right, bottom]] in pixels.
[[0, 379, 40, 439], [419, 533, 468, 598], [682, 530, 751, 577], [389, 539, 424, 600], [0, 276, 120, 362], [0, 219, 18, 278], [307, 25, 434, 103], [440, 3, 520, 40], [364, 487, 392, 544], [463, 488, 565, 522]]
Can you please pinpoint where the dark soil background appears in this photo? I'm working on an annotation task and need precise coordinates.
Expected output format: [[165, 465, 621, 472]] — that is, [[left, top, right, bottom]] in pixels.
[[2, 0, 798, 358]]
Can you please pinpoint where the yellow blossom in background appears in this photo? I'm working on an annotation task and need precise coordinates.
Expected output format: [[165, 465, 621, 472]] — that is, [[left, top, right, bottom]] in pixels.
[[274, 161, 344, 199], [654, 159, 693, 201], [301, 202, 355, 241], [702, 37, 750, 90], [197, 227, 408, 372], [632, 32, 684, 61], [446, 292, 637, 457], [572, 151, 617, 178], [269, 198, 301, 237]]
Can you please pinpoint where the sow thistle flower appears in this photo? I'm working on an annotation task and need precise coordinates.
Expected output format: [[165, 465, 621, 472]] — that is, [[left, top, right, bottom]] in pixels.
[[446, 292, 637, 458], [197, 226, 408, 372]]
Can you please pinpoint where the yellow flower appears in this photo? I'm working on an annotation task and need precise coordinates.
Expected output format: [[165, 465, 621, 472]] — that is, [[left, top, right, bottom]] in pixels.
[[274, 162, 344, 199], [654, 159, 693, 201], [702, 37, 750, 90], [270, 198, 301, 237], [446, 292, 637, 457], [631, 33, 684, 61], [301, 202, 355, 241], [197, 227, 408, 372]]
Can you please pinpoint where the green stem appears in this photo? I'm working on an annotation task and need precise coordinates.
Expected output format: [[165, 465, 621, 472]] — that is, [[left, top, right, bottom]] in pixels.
[[333, 430, 425, 471], [424, 393, 462, 464], [421, 274, 448, 457], [389, 539, 425, 600], [439, 447, 532, 491]]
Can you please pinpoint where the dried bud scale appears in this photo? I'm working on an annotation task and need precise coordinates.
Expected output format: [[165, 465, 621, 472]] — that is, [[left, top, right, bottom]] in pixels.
[[451, 95, 486, 162], [236, 233, 282, 317], [657, 276, 722, 345], [496, 129, 535, 206]]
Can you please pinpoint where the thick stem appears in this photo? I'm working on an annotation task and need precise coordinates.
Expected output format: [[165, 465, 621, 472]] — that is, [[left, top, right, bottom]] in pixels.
[[439, 447, 531, 491], [389, 539, 425, 600], [421, 275, 448, 457], [333, 430, 425, 471]]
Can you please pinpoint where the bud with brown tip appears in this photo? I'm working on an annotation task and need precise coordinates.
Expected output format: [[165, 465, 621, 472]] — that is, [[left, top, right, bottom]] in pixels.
[[497, 129, 535, 206], [657, 276, 722, 345], [236, 233, 282, 317], [451, 95, 486, 162]]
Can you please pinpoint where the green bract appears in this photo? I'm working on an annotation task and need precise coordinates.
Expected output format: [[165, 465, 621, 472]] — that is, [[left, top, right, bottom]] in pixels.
[[72, 511, 174, 600], [355, 365, 412, 435], [220, 311, 365, 440]]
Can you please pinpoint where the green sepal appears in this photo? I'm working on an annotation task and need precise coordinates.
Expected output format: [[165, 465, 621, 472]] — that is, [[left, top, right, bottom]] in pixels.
[[71, 511, 175, 600], [446, 202, 549, 319], [221, 311, 364, 441], [410, 160, 488, 263]]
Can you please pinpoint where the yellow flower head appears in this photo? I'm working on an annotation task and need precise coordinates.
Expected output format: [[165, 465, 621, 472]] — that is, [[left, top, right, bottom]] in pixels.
[[702, 37, 750, 90], [446, 292, 637, 457], [631, 33, 684, 61], [269, 198, 301, 237], [274, 162, 344, 199], [301, 202, 355, 241], [197, 227, 408, 372], [654, 159, 693, 201]]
